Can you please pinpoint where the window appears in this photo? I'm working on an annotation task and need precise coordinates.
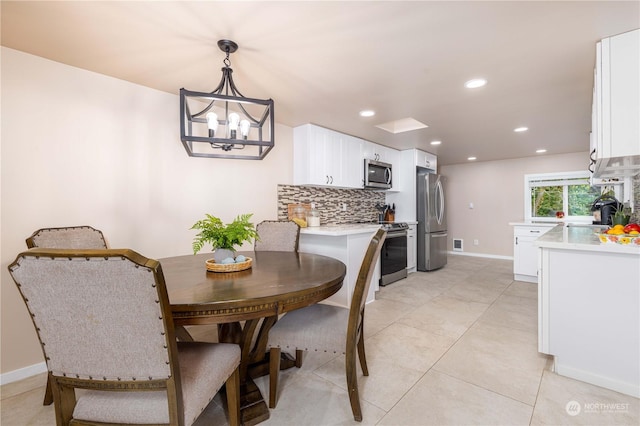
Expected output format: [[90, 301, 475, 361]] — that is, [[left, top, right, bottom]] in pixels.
[[524, 171, 601, 222]]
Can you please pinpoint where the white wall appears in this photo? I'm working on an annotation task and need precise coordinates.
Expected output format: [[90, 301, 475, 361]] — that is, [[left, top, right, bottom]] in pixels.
[[440, 152, 589, 257], [0, 47, 293, 375]]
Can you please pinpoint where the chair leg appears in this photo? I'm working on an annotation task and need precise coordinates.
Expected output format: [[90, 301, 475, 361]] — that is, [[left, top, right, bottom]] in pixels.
[[345, 347, 363, 422], [269, 347, 281, 408], [295, 349, 303, 368], [225, 367, 241, 426], [357, 332, 369, 376], [43, 376, 53, 406]]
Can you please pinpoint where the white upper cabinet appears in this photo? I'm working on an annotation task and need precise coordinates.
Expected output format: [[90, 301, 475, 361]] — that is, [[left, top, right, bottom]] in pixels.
[[293, 124, 363, 188], [592, 29, 640, 178], [362, 141, 397, 164], [294, 124, 403, 190], [414, 149, 437, 171]]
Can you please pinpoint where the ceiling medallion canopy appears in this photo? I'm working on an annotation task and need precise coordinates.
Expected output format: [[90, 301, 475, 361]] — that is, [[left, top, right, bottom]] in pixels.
[[180, 39, 275, 160]]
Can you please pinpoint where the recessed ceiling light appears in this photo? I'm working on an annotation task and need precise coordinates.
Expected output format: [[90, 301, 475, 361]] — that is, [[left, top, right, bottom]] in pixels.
[[359, 110, 375, 117], [430, 140, 442, 145], [536, 149, 547, 153], [467, 156, 477, 161], [464, 78, 487, 89], [514, 127, 528, 132]]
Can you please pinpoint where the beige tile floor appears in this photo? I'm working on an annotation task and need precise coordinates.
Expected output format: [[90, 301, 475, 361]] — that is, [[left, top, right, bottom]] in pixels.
[[2, 256, 639, 425]]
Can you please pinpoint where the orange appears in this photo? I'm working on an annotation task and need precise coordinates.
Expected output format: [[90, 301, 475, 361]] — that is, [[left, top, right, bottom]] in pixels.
[[630, 230, 640, 235], [613, 224, 625, 230]]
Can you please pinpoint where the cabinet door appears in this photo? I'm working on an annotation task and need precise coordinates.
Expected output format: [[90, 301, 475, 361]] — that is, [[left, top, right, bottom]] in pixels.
[[407, 225, 417, 270], [513, 226, 553, 282], [598, 30, 640, 159], [415, 149, 437, 171], [514, 235, 538, 278], [340, 135, 364, 188], [293, 125, 362, 188], [294, 124, 329, 186]]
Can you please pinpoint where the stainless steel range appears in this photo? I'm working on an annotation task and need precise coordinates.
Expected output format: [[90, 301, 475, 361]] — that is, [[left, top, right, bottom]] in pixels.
[[379, 222, 408, 286]]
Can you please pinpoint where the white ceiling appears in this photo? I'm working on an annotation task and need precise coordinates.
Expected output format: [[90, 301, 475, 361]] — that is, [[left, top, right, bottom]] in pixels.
[[2, 1, 639, 165]]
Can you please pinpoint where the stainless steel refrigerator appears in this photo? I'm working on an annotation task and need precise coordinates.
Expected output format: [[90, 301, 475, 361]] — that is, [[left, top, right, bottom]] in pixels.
[[417, 170, 447, 271]]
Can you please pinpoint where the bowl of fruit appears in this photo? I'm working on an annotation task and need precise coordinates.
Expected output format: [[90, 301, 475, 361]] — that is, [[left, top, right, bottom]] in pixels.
[[598, 223, 640, 245]]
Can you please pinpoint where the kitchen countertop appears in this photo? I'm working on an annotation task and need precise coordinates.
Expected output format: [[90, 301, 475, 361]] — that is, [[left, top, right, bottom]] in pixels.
[[300, 223, 381, 236], [509, 222, 561, 227], [534, 224, 640, 254]]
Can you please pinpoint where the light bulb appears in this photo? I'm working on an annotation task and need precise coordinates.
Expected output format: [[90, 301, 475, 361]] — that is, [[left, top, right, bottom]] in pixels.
[[206, 112, 218, 137], [240, 119, 250, 140], [228, 113, 240, 139]]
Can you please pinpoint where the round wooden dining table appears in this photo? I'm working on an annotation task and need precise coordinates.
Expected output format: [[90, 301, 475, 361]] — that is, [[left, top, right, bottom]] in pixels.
[[160, 250, 346, 426]]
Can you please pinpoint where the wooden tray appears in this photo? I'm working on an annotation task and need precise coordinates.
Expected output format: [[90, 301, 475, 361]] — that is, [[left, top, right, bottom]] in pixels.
[[205, 257, 252, 273]]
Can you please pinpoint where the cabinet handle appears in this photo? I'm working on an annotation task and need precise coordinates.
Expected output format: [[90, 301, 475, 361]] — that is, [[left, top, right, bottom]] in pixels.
[[530, 230, 540, 233], [330, 176, 333, 184], [515, 237, 518, 245], [326, 175, 330, 184]]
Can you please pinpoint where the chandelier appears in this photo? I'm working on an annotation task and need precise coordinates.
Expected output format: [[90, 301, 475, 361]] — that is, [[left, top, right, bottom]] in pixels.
[[180, 40, 275, 160]]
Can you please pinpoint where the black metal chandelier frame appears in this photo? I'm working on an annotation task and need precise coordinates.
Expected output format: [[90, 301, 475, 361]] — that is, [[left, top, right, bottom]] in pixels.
[[180, 39, 275, 160]]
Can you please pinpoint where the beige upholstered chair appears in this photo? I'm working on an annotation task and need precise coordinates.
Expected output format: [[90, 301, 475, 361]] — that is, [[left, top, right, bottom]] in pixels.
[[25, 225, 108, 406], [267, 228, 386, 422], [26, 226, 108, 249], [8, 248, 241, 426], [254, 220, 300, 252]]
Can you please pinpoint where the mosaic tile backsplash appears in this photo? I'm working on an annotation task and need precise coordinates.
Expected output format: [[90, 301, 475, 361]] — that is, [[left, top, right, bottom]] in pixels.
[[277, 185, 385, 225], [631, 173, 640, 224]]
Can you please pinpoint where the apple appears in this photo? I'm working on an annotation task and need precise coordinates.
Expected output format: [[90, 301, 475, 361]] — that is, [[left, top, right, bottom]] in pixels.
[[623, 223, 640, 233]]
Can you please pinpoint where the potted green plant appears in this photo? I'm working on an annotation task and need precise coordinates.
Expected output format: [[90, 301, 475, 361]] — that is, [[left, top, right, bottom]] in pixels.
[[612, 205, 631, 226], [191, 213, 258, 262]]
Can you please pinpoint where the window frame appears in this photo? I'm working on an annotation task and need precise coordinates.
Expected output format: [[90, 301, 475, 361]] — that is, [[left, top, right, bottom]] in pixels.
[[524, 171, 598, 223]]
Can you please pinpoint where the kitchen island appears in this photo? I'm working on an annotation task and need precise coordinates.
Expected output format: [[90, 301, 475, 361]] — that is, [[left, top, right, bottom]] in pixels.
[[299, 224, 381, 307], [535, 225, 640, 397]]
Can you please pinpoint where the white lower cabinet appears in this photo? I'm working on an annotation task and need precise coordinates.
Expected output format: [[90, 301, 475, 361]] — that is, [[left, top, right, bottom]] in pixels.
[[538, 246, 640, 397], [512, 225, 554, 282], [299, 231, 380, 307], [407, 224, 417, 272]]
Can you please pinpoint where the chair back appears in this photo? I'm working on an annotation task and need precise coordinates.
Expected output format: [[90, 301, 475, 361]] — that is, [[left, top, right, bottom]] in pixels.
[[8, 248, 180, 391], [26, 226, 108, 249], [347, 229, 386, 347], [254, 220, 300, 252]]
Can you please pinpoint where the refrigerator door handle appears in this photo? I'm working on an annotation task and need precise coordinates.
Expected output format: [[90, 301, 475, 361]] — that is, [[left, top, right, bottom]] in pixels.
[[435, 178, 445, 225], [432, 233, 448, 238]]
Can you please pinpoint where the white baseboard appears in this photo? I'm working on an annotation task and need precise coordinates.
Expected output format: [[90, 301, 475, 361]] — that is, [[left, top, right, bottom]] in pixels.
[[0, 362, 47, 386], [448, 251, 513, 261], [555, 363, 640, 398]]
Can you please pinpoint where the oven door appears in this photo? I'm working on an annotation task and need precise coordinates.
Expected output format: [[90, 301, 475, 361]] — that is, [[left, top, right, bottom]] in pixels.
[[380, 231, 407, 286]]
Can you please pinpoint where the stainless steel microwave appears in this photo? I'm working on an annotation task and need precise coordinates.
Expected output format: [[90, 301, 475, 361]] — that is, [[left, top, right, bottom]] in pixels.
[[364, 159, 392, 189]]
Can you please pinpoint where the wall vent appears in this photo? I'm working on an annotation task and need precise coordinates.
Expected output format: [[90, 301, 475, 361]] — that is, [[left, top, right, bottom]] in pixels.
[[453, 238, 463, 252]]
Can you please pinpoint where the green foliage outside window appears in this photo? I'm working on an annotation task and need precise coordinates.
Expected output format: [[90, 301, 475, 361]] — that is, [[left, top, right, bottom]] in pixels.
[[531, 186, 562, 217], [530, 183, 600, 218], [568, 184, 601, 216]]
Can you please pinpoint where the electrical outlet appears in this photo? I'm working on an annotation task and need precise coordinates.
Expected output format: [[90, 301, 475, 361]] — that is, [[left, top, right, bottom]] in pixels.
[[473, 239, 479, 246]]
